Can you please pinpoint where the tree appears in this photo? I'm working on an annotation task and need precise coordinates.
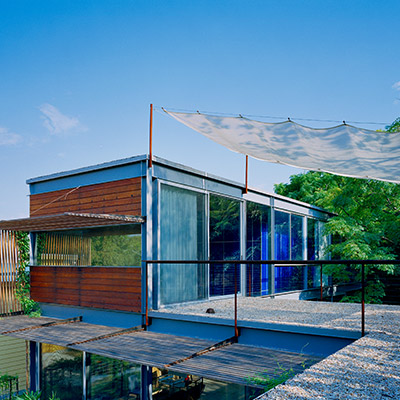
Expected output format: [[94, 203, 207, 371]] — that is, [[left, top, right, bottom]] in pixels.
[[274, 118, 400, 303]]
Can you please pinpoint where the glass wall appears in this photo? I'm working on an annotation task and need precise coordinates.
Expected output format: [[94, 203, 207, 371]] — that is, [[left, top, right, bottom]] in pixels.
[[40, 344, 83, 400], [246, 202, 271, 296], [274, 212, 307, 293], [36, 225, 141, 267], [285, 214, 305, 292], [307, 218, 328, 288], [159, 184, 207, 304], [87, 354, 141, 399], [152, 367, 261, 400], [209, 195, 241, 296], [274, 211, 290, 293]]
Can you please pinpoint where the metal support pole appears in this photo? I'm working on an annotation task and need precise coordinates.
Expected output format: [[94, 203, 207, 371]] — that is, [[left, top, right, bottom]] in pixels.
[[148, 104, 153, 168], [361, 264, 365, 337], [243, 155, 249, 194], [320, 264, 323, 301], [234, 263, 239, 338]]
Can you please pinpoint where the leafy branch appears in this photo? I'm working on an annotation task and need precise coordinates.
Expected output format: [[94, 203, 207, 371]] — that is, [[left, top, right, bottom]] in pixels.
[[14, 232, 40, 316]]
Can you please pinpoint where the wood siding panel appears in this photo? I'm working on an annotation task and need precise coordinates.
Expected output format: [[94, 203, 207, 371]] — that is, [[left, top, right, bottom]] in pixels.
[[30, 178, 141, 217], [30, 266, 141, 313]]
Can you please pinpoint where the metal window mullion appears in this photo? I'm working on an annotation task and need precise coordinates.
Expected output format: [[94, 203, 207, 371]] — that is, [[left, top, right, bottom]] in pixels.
[[83, 351, 87, 400], [269, 201, 275, 295], [240, 200, 246, 296]]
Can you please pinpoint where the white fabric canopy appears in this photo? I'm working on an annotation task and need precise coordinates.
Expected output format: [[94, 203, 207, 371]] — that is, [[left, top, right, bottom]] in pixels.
[[165, 110, 400, 183]]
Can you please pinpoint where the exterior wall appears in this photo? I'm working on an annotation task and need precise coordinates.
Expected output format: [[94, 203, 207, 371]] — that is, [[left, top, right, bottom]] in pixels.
[[0, 336, 27, 392], [29, 178, 141, 217], [30, 266, 141, 313], [26, 155, 332, 313]]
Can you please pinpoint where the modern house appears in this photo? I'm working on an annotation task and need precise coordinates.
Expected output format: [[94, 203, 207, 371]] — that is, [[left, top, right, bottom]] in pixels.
[[0, 154, 346, 400]]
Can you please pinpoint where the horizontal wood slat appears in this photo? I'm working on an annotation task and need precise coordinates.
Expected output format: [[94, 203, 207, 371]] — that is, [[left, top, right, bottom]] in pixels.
[[30, 178, 141, 217], [30, 266, 142, 313]]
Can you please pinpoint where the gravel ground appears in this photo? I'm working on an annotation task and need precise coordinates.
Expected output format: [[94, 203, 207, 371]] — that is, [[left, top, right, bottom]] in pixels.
[[156, 298, 400, 399]]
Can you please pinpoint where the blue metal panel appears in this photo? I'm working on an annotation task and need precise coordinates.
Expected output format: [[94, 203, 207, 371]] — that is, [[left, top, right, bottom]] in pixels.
[[27, 155, 147, 184], [153, 164, 206, 190], [238, 325, 355, 357], [148, 312, 357, 357], [153, 164, 244, 199], [39, 304, 143, 328], [205, 179, 243, 198], [149, 314, 235, 342], [29, 161, 146, 195]]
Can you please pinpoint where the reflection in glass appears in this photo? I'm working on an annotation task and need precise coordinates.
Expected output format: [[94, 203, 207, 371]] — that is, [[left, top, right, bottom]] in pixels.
[[159, 185, 206, 304], [40, 344, 83, 400], [308, 219, 329, 288], [209, 195, 241, 296], [87, 354, 141, 399], [274, 211, 290, 293], [284, 214, 305, 292], [246, 202, 270, 296], [36, 225, 141, 267], [152, 368, 261, 400]]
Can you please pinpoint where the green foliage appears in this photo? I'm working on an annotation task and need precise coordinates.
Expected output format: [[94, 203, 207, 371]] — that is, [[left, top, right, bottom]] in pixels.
[[91, 234, 141, 266], [36, 233, 47, 266], [0, 372, 18, 392], [245, 363, 296, 392], [274, 118, 400, 302], [13, 392, 41, 400], [11, 391, 60, 400], [385, 117, 400, 133], [14, 232, 40, 316]]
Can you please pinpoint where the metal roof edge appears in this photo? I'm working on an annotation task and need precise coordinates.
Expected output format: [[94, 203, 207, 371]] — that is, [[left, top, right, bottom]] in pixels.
[[247, 187, 333, 216], [151, 155, 245, 189], [25, 153, 330, 215], [151, 156, 330, 215], [26, 154, 148, 184]]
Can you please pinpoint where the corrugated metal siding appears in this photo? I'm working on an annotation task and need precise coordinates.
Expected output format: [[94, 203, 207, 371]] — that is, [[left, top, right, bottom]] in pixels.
[[0, 336, 27, 392]]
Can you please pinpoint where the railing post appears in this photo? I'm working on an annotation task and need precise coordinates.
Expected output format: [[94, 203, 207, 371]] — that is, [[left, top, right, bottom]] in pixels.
[[320, 264, 323, 301], [361, 263, 365, 337], [234, 262, 239, 339]]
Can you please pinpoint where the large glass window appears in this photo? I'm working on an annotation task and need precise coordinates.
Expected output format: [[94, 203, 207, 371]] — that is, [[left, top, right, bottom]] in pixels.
[[246, 202, 271, 296], [159, 184, 207, 304], [87, 354, 141, 399], [36, 225, 141, 267], [275, 213, 306, 293], [209, 195, 241, 296], [307, 218, 329, 288], [152, 368, 261, 400], [40, 344, 83, 400], [283, 214, 306, 292]]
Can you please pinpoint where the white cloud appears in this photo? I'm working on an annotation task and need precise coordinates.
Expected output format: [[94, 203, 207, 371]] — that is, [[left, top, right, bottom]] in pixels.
[[39, 103, 85, 135], [0, 126, 22, 146], [392, 81, 400, 91]]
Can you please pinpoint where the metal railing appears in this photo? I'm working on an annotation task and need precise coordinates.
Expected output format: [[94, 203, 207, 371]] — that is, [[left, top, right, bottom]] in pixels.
[[144, 259, 400, 338]]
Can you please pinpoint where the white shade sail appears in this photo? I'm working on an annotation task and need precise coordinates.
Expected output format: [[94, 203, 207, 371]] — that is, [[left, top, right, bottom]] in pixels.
[[165, 110, 400, 184]]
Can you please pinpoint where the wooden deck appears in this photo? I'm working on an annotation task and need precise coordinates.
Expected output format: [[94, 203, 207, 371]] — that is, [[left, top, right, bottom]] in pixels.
[[0, 316, 322, 388]]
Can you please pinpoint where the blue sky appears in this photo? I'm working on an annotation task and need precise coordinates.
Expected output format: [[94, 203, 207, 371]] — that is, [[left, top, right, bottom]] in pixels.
[[0, 0, 399, 219]]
